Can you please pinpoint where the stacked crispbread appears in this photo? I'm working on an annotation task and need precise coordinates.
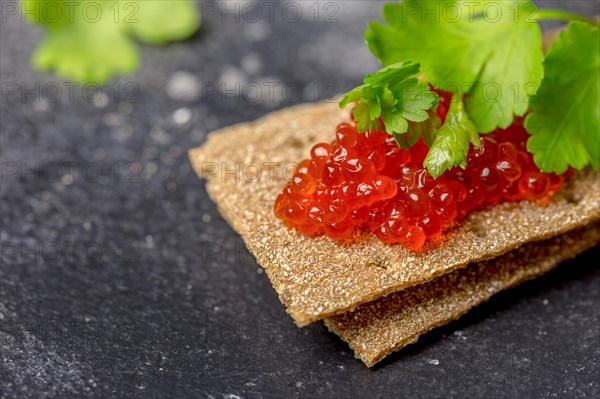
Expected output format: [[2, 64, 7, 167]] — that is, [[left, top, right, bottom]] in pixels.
[[189, 22, 599, 368], [188, 100, 599, 366]]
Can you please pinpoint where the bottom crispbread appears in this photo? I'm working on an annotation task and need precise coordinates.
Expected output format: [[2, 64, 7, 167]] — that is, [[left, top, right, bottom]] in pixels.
[[324, 222, 600, 367]]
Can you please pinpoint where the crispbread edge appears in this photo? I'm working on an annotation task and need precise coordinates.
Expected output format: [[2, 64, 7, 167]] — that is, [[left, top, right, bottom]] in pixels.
[[324, 223, 600, 366]]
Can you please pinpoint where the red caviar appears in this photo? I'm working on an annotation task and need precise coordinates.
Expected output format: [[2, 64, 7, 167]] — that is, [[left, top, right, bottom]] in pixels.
[[274, 101, 568, 250]]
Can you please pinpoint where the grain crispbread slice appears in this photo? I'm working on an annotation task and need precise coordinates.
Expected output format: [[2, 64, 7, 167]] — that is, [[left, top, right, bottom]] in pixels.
[[324, 223, 600, 367], [189, 101, 600, 326]]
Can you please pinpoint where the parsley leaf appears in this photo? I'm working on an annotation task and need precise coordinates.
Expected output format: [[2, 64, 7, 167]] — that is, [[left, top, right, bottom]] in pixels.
[[395, 109, 441, 149], [339, 62, 438, 136], [22, 0, 200, 83], [366, 0, 544, 133], [424, 99, 480, 178], [128, 0, 200, 45], [525, 22, 600, 173], [31, 9, 140, 84]]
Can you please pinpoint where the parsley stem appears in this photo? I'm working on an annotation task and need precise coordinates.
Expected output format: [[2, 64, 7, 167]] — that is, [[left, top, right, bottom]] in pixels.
[[535, 9, 600, 26]]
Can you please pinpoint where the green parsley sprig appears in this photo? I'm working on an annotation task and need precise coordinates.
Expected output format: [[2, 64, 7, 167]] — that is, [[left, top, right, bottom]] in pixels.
[[366, 0, 544, 134], [339, 62, 438, 137], [341, 0, 600, 177]]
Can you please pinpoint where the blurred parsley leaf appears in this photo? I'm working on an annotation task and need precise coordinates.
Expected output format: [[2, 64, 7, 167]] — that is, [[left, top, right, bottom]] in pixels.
[[366, 0, 544, 133], [128, 0, 200, 45], [22, 0, 200, 84], [525, 22, 600, 173]]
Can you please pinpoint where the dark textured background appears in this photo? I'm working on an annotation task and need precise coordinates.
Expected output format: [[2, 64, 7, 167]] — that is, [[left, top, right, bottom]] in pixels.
[[1, 1, 599, 398]]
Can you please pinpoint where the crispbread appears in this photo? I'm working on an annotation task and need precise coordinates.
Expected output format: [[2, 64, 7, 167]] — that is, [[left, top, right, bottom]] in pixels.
[[189, 101, 600, 326], [324, 222, 600, 367]]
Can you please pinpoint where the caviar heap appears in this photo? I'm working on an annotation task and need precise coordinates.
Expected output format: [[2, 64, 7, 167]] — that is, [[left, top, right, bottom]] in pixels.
[[274, 96, 567, 250]]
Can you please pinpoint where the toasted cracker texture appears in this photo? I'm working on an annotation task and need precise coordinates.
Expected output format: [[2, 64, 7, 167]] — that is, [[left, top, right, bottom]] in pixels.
[[324, 223, 600, 367], [189, 101, 600, 326]]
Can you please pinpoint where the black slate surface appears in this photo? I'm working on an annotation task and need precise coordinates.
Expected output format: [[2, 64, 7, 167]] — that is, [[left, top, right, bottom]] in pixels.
[[1, 1, 599, 398]]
